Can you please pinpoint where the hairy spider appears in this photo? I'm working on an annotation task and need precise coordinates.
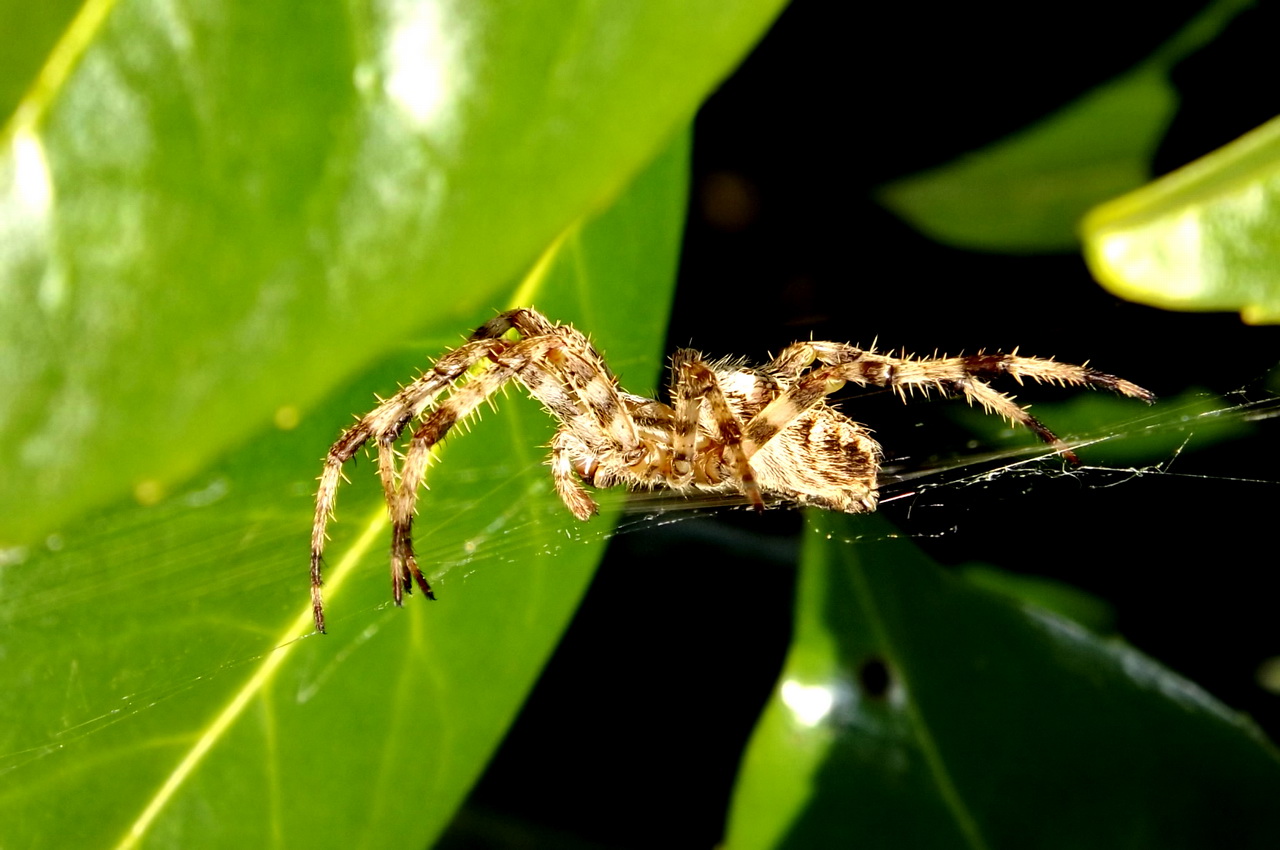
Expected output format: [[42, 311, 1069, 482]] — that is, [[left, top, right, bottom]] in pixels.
[[310, 307, 1153, 632]]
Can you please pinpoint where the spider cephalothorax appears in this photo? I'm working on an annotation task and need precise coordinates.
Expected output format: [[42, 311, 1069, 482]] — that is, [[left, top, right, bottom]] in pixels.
[[310, 307, 1153, 632]]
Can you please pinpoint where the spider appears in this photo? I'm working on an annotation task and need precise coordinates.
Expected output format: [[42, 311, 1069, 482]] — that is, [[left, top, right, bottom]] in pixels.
[[310, 307, 1153, 633]]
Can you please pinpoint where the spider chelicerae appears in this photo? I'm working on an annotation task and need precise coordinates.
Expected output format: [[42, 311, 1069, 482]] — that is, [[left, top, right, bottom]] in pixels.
[[310, 307, 1153, 632]]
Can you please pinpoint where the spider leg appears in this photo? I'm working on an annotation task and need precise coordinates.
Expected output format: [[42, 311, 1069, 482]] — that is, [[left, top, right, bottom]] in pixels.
[[475, 307, 638, 450], [390, 351, 530, 608], [814, 345, 1153, 461], [742, 344, 1154, 466], [807, 343, 1155, 403], [550, 431, 599, 520], [471, 306, 560, 343], [391, 336, 609, 606], [670, 349, 764, 510], [309, 337, 506, 633], [552, 345, 641, 451], [500, 344, 609, 519], [514, 340, 641, 517], [744, 359, 1065, 456], [762, 342, 819, 381]]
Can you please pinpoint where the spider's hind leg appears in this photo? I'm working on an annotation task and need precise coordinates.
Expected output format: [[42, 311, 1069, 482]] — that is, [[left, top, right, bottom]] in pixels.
[[810, 344, 1154, 460], [744, 343, 1153, 467]]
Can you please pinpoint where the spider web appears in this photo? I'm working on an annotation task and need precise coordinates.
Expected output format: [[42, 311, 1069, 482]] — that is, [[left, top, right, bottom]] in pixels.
[[605, 377, 1280, 527], [3, 372, 1279, 810]]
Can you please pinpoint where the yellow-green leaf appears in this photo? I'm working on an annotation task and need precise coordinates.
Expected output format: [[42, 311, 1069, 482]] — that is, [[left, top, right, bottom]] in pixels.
[[1083, 114, 1280, 323]]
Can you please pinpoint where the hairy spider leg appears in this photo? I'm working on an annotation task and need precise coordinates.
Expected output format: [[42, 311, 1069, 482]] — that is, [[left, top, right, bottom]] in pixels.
[[310, 337, 508, 633], [669, 350, 765, 509], [549, 430, 599, 520], [311, 311, 642, 633], [550, 340, 641, 450], [806, 343, 1155, 402], [390, 339, 559, 610], [743, 344, 1154, 467], [471, 306, 560, 344], [516, 331, 647, 520], [813, 344, 1154, 462], [473, 308, 639, 450], [389, 335, 645, 613]]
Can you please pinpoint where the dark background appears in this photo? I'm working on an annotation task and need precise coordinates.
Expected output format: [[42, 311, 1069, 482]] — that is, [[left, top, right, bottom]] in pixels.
[[441, 2, 1280, 846]]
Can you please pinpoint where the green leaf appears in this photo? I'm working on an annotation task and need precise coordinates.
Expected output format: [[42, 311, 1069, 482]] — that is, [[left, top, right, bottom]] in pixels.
[[876, 69, 1177, 253], [0, 0, 786, 543], [0, 127, 687, 847], [726, 511, 1280, 849], [958, 564, 1115, 634], [874, 0, 1250, 253], [1083, 113, 1280, 324]]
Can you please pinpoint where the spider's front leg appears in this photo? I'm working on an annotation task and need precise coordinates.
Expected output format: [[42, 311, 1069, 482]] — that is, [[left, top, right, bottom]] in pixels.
[[388, 354, 531, 610], [388, 336, 609, 608], [309, 337, 506, 634]]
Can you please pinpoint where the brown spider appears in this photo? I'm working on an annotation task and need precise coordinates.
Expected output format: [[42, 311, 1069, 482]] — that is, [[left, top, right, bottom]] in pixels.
[[310, 307, 1153, 632]]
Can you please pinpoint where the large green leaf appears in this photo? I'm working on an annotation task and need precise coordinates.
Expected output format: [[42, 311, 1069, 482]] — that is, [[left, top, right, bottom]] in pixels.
[[0, 124, 687, 848], [0, 0, 786, 543], [726, 511, 1280, 848]]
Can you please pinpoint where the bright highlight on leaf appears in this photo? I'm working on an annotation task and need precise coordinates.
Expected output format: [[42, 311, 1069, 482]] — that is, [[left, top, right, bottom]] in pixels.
[[780, 679, 836, 728]]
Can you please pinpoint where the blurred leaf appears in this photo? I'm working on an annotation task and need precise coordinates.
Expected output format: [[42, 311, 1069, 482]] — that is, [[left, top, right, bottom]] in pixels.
[[876, 70, 1175, 253], [958, 564, 1115, 633], [875, 0, 1249, 252], [0, 0, 787, 542], [1083, 113, 1280, 323], [726, 511, 1280, 849], [0, 128, 687, 848]]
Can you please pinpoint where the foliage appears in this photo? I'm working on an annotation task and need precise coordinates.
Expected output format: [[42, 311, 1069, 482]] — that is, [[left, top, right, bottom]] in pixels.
[[0, 2, 782, 847], [4, 2, 1280, 848]]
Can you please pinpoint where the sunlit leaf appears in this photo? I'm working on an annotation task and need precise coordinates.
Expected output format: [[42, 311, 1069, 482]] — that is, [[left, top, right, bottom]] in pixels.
[[0, 0, 786, 542], [1083, 113, 1280, 324], [726, 511, 1280, 848], [0, 129, 687, 849]]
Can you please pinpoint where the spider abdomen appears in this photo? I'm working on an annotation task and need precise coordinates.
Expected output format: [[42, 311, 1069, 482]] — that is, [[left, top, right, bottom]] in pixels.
[[750, 407, 881, 513]]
